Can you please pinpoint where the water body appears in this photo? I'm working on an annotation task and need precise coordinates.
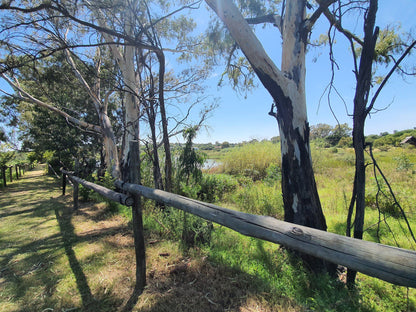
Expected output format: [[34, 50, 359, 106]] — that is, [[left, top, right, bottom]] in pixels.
[[203, 159, 222, 170]]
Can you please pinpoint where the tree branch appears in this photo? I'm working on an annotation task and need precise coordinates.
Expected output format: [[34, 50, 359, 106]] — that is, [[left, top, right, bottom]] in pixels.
[[305, 0, 337, 33], [366, 40, 416, 115], [1, 74, 102, 135], [316, 0, 364, 46], [246, 14, 282, 33], [205, 0, 292, 102]]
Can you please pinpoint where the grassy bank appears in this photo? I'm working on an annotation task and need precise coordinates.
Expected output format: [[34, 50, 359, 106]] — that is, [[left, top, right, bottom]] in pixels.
[[1, 147, 415, 311]]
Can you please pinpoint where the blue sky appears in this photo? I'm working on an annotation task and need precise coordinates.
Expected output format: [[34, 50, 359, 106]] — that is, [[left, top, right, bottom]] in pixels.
[[188, 1, 416, 144], [1, 1, 415, 145]]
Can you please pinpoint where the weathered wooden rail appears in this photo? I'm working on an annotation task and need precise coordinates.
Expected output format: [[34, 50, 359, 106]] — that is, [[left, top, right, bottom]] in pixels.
[[61, 169, 134, 207], [61, 170, 416, 288]]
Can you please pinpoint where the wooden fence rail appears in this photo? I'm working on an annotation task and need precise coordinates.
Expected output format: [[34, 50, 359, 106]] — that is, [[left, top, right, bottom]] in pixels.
[[62, 170, 134, 207], [114, 180, 416, 288], [60, 170, 416, 288]]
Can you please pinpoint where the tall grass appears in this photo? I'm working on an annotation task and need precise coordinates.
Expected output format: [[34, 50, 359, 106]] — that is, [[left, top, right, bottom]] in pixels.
[[221, 141, 281, 180], [230, 182, 284, 219]]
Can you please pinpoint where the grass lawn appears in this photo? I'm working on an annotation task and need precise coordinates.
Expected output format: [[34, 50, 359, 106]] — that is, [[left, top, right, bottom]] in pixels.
[[1, 163, 414, 311], [0, 166, 300, 311]]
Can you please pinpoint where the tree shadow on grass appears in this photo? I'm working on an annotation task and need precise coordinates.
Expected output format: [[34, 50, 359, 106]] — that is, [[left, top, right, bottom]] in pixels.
[[0, 169, 126, 311], [54, 205, 95, 308]]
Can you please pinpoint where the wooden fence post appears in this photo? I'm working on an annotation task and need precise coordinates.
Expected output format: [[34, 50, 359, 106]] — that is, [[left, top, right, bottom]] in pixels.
[[73, 160, 79, 210], [62, 173, 67, 196], [129, 140, 146, 296], [2, 166, 6, 187]]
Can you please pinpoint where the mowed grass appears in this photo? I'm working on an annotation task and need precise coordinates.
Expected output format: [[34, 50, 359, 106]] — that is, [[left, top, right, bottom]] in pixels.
[[0, 166, 134, 311], [0, 165, 304, 311]]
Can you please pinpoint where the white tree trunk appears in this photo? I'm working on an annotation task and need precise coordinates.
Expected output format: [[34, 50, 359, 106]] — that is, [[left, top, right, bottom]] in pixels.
[[64, 48, 121, 179], [95, 4, 141, 181], [206, 0, 327, 234]]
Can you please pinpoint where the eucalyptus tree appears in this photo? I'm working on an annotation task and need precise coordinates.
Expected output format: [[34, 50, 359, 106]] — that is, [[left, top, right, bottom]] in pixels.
[[0, 0, 213, 185], [205, 0, 342, 271], [317, 0, 416, 285], [0, 1, 213, 303]]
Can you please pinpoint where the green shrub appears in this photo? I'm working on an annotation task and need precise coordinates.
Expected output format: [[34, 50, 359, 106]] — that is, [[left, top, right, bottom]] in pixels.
[[264, 163, 281, 185], [198, 173, 238, 203], [365, 183, 401, 218], [231, 183, 284, 218], [394, 153, 414, 172], [79, 184, 93, 202], [161, 208, 212, 249]]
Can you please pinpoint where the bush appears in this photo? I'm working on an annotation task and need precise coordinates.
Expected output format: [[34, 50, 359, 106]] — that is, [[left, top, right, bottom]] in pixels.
[[79, 184, 93, 202], [198, 174, 238, 203], [161, 208, 212, 249], [337, 136, 352, 148], [231, 183, 284, 219], [366, 181, 401, 218], [264, 163, 281, 185], [394, 153, 414, 172]]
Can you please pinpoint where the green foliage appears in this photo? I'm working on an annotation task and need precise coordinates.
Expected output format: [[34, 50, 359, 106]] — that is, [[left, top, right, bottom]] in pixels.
[[365, 187, 400, 218], [0, 150, 15, 167], [160, 208, 212, 249], [1, 53, 107, 175], [26, 151, 41, 163], [394, 153, 414, 172], [326, 123, 352, 146], [374, 26, 404, 64], [205, 228, 366, 312], [264, 163, 281, 185], [373, 129, 416, 147], [310, 123, 352, 147], [231, 182, 284, 219], [177, 127, 205, 187], [221, 141, 280, 180], [96, 171, 119, 213], [338, 136, 353, 148], [173, 127, 213, 248], [310, 123, 333, 140], [198, 173, 238, 202]]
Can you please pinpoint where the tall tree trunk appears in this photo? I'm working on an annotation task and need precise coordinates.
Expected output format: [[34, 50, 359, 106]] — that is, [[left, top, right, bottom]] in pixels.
[[99, 109, 121, 178], [64, 48, 121, 179], [278, 0, 326, 231], [346, 0, 379, 286], [146, 100, 164, 190], [156, 51, 172, 192], [95, 4, 140, 181], [206, 0, 331, 272]]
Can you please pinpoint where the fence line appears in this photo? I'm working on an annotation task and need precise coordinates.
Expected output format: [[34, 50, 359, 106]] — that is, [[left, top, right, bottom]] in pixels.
[[1, 164, 33, 187], [61, 170, 134, 207], [115, 180, 416, 288], [61, 170, 416, 288]]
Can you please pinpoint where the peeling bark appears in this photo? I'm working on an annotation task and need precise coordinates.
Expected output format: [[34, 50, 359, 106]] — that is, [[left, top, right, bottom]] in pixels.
[[206, 0, 332, 271]]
